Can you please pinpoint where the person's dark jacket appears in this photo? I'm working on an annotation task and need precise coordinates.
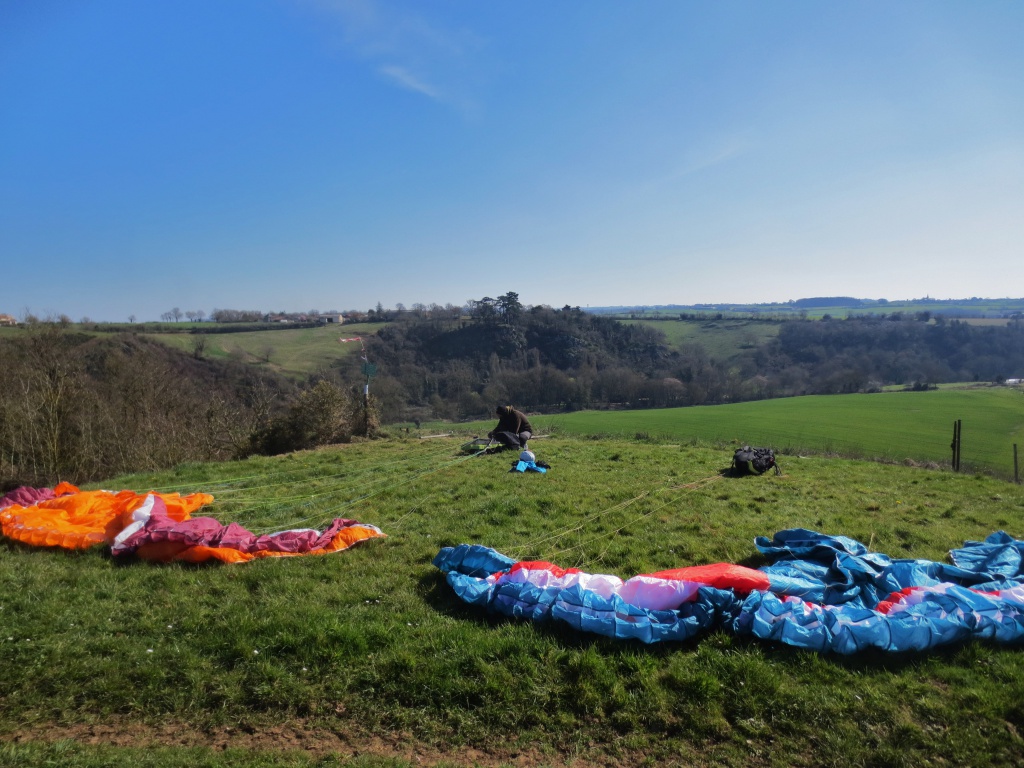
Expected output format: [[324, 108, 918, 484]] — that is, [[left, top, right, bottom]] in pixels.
[[491, 406, 533, 437]]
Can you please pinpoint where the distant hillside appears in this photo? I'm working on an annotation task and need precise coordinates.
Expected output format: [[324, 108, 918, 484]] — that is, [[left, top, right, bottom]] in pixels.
[[357, 302, 676, 422], [589, 296, 1024, 320], [341, 294, 1024, 424], [623, 316, 783, 362], [791, 296, 864, 308], [142, 322, 385, 378], [8, 298, 1022, 436]]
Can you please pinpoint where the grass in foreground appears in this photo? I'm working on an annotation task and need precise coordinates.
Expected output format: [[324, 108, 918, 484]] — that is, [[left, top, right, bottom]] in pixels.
[[2, 435, 1024, 767]]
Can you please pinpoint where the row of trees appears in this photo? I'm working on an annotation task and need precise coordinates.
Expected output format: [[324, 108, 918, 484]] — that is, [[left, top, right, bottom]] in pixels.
[[158, 308, 206, 322]]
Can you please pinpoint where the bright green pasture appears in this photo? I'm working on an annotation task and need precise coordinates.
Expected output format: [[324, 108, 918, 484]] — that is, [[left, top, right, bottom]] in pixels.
[[841, 299, 1024, 319], [143, 323, 384, 377], [454, 387, 1024, 480], [623, 317, 782, 358], [3, 437, 1024, 766]]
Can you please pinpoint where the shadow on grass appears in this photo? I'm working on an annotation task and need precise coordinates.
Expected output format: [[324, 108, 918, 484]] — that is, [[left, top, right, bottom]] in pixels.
[[416, 568, 501, 628]]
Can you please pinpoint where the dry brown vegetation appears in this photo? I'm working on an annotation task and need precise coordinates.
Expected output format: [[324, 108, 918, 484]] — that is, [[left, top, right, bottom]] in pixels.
[[0, 324, 378, 489]]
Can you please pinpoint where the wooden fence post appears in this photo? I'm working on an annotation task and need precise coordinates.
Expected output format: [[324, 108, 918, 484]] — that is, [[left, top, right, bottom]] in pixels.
[[956, 419, 962, 472], [951, 419, 962, 472]]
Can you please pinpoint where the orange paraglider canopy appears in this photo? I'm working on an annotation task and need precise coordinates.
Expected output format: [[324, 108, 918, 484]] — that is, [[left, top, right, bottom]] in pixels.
[[1, 484, 385, 564], [0, 483, 213, 551]]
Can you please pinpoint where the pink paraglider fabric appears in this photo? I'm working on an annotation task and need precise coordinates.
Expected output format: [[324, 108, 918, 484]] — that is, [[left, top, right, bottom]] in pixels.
[[2, 484, 384, 564], [110, 494, 384, 563]]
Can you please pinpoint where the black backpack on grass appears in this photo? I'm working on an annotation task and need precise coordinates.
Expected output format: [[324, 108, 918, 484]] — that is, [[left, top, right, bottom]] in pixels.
[[732, 446, 781, 476]]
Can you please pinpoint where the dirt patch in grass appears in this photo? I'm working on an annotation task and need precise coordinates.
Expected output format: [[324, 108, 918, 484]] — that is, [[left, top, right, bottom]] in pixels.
[[1, 717, 650, 767]]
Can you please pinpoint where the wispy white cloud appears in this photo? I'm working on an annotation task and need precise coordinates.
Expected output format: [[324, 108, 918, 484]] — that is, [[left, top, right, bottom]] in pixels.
[[379, 64, 440, 100], [297, 0, 483, 110], [670, 135, 753, 179]]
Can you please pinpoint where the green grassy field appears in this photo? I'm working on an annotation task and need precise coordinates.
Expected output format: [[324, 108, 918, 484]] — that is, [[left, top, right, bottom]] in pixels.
[[623, 317, 783, 359], [444, 386, 1024, 481], [142, 323, 385, 378], [3, 434, 1024, 767]]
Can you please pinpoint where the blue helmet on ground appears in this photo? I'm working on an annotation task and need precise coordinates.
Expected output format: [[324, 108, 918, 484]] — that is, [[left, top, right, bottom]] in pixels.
[[519, 450, 536, 463]]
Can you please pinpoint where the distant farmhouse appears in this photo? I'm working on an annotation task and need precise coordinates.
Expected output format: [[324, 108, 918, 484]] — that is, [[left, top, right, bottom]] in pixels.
[[265, 312, 346, 324], [0, 313, 17, 327], [266, 313, 304, 324]]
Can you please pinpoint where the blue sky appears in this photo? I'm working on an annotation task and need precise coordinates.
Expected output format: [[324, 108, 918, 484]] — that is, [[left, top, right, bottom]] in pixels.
[[2, 1, 1022, 321]]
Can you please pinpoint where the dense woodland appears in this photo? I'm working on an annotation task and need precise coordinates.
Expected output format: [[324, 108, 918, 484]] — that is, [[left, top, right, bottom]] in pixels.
[[343, 295, 1024, 422], [757, 315, 1024, 394], [2, 296, 1023, 487]]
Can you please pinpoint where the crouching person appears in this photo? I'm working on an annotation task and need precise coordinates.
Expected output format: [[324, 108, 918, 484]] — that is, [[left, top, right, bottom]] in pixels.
[[488, 405, 533, 451]]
